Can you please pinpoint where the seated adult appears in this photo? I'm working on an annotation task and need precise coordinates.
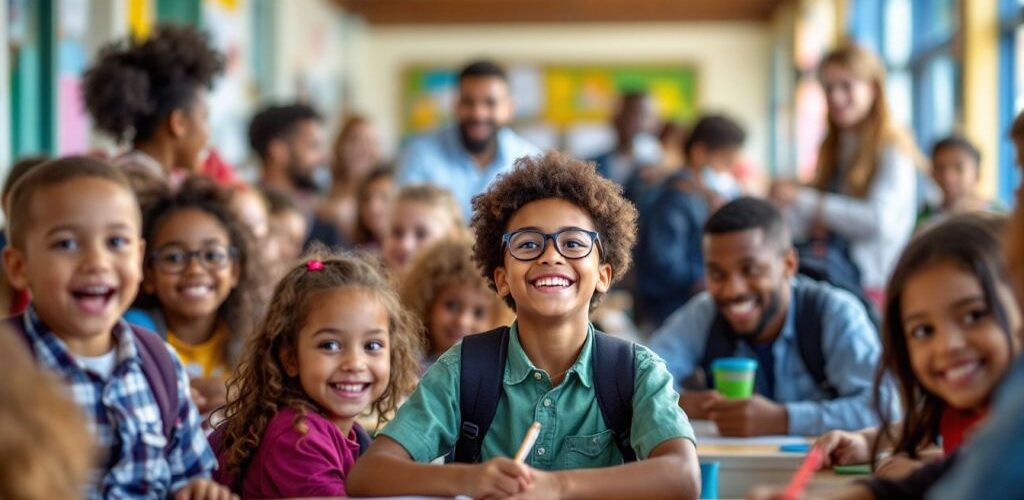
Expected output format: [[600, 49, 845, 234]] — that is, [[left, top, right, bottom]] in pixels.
[[648, 197, 893, 437]]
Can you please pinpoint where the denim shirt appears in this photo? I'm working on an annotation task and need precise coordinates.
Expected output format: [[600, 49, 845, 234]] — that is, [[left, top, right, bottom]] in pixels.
[[648, 275, 896, 435], [397, 125, 541, 219], [929, 359, 1024, 499]]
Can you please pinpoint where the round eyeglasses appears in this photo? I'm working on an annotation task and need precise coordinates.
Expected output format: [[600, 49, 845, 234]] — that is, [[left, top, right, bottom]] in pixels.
[[502, 228, 602, 261], [149, 244, 238, 274]]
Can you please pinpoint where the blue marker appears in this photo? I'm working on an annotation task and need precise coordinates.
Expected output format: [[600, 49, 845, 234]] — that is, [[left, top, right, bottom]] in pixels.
[[779, 443, 812, 453]]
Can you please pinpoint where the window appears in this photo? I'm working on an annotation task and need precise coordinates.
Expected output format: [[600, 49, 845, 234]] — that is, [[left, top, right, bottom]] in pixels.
[[999, 0, 1023, 204]]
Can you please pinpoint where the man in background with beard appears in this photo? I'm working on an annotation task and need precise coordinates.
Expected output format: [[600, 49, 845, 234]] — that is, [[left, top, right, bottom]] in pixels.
[[397, 60, 540, 218], [249, 104, 345, 248], [648, 197, 890, 437]]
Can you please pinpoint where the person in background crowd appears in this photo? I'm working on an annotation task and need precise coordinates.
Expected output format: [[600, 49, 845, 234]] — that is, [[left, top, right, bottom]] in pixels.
[[248, 104, 345, 249], [320, 115, 381, 243], [82, 24, 224, 186], [397, 60, 540, 218], [771, 43, 923, 309]]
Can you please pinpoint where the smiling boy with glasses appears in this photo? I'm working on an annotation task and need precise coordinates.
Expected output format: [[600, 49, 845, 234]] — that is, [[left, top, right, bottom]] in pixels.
[[349, 152, 699, 499]]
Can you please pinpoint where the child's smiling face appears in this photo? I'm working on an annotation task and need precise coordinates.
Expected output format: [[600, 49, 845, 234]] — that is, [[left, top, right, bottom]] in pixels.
[[145, 208, 239, 328], [286, 288, 391, 432], [427, 280, 495, 356], [492, 198, 612, 322], [4, 177, 143, 356], [902, 258, 1021, 410]]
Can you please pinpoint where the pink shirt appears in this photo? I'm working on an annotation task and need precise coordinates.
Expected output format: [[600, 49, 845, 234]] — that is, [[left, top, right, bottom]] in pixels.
[[219, 407, 361, 499]]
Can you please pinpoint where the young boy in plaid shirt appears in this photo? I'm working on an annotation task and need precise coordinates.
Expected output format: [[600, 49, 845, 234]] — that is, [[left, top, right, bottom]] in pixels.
[[2, 156, 233, 499]]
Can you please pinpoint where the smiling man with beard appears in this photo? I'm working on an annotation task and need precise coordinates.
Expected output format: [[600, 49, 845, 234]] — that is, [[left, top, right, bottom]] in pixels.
[[648, 197, 893, 437], [397, 61, 541, 219]]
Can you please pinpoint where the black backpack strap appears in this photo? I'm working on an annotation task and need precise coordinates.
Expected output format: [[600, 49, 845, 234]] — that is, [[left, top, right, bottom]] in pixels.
[[591, 331, 637, 462], [792, 281, 839, 399], [129, 324, 181, 450], [701, 316, 737, 388], [452, 326, 510, 463], [354, 423, 373, 456]]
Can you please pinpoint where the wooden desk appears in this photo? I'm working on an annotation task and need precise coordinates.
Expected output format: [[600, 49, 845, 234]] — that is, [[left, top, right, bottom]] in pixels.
[[693, 421, 856, 499]]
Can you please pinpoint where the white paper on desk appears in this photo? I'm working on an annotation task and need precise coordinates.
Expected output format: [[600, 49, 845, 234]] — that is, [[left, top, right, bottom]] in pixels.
[[691, 419, 810, 446]]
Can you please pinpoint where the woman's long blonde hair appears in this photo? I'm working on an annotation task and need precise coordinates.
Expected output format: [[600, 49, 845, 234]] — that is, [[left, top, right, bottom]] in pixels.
[[814, 43, 923, 197], [215, 248, 422, 478]]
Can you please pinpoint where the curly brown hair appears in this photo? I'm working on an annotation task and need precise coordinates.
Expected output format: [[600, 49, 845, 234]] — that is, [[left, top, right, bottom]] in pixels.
[[139, 176, 263, 368], [398, 237, 506, 356], [215, 248, 422, 478], [470, 151, 638, 310]]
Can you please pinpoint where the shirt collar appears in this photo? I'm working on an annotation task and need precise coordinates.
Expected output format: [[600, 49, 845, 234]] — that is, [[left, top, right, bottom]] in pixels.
[[443, 124, 512, 171], [504, 321, 595, 388], [24, 305, 140, 374]]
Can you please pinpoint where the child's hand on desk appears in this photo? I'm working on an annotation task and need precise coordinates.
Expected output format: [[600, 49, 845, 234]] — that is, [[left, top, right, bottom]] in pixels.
[[815, 430, 870, 467], [874, 454, 924, 480], [504, 468, 566, 500], [174, 478, 238, 500], [678, 390, 722, 419], [461, 457, 533, 499], [705, 395, 788, 436]]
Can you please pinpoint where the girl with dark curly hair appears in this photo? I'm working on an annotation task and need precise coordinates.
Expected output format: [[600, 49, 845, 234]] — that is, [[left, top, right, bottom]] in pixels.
[[82, 24, 224, 182], [211, 249, 421, 497]]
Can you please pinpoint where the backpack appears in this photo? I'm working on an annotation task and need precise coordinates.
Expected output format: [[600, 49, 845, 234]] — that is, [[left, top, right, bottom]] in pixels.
[[451, 326, 637, 464], [699, 279, 839, 399], [9, 314, 180, 449]]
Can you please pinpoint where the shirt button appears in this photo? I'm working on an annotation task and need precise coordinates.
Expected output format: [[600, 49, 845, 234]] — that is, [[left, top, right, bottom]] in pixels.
[[543, 398, 552, 407], [533, 372, 543, 381], [537, 447, 546, 456]]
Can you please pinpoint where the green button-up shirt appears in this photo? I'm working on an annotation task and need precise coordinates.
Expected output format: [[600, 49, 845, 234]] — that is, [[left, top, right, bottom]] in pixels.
[[380, 322, 695, 470]]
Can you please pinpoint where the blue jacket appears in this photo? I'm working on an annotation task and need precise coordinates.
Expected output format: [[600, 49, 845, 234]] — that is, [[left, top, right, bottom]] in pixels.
[[633, 172, 709, 328]]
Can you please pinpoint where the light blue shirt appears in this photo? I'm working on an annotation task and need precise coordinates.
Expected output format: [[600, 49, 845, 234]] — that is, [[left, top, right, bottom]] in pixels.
[[397, 125, 541, 218], [928, 359, 1024, 499], [648, 275, 895, 435]]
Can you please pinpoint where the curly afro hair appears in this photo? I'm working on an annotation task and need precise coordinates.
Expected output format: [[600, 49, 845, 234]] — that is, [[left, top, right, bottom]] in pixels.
[[82, 24, 224, 143], [470, 151, 638, 310]]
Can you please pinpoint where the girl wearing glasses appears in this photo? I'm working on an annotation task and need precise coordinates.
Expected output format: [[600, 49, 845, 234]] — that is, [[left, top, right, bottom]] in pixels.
[[128, 177, 261, 415]]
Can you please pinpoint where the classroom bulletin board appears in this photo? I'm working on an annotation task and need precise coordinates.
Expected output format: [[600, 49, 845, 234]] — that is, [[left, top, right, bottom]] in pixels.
[[401, 64, 699, 136]]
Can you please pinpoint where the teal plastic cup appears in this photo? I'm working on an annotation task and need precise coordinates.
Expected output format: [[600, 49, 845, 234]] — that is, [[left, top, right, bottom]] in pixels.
[[711, 357, 757, 399]]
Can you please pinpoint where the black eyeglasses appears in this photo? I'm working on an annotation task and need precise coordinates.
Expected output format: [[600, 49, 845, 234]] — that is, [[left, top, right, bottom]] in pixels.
[[501, 228, 602, 261], [148, 244, 238, 274]]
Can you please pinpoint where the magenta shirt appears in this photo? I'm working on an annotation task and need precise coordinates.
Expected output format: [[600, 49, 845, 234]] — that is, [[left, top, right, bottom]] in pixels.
[[216, 407, 361, 499]]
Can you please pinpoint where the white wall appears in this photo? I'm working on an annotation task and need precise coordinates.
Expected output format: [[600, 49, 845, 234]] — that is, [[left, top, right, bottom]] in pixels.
[[351, 22, 773, 165]]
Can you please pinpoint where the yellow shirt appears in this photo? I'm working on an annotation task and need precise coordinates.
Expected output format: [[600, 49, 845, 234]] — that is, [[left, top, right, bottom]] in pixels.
[[167, 323, 229, 379]]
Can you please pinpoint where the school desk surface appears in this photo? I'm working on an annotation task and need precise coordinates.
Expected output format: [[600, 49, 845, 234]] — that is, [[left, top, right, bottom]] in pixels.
[[693, 419, 851, 498]]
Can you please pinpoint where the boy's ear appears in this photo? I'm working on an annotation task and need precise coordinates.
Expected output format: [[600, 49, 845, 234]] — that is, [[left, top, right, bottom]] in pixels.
[[2, 246, 29, 291], [493, 266, 511, 299], [268, 139, 288, 166], [595, 262, 613, 294], [783, 247, 798, 278]]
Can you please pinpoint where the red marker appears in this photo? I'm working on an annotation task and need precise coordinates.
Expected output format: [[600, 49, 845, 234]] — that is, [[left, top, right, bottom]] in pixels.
[[782, 445, 824, 500]]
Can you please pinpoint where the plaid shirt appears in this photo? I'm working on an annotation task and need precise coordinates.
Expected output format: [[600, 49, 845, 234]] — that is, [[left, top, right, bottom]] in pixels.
[[21, 307, 216, 499]]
